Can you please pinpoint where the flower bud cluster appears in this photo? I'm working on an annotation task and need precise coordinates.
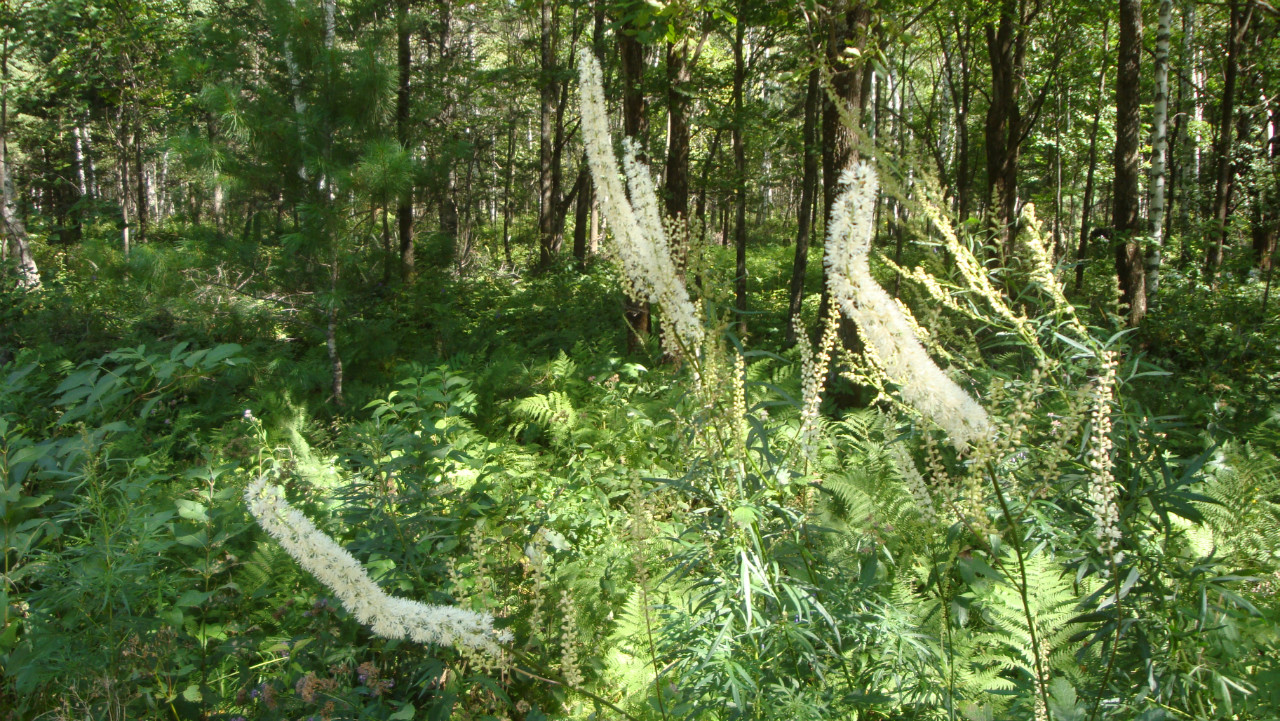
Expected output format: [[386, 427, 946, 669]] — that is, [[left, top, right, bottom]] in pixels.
[[795, 305, 838, 461], [892, 445, 937, 523], [824, 162, 991, 451], [1085, 352, 1122, 563], [245, 477, 510, 655]]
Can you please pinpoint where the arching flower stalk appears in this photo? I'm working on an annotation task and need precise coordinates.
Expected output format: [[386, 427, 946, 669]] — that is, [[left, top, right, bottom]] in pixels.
[[919, 192, 1045, 359], [577, 53, 703, 361], [1018, 203, 1087, 339], [245, 476, 510, 655], [824, 162, 992, 451]]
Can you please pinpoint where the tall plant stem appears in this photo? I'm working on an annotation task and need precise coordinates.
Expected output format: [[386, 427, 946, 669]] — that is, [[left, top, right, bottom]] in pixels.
[[988, 462, 1052, 720], [1088, 567, 1124, 721], [510, 649, 642, 721]]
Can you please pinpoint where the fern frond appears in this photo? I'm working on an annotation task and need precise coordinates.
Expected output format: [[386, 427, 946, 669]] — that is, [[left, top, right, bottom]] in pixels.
[[509, 391, 578, 445]]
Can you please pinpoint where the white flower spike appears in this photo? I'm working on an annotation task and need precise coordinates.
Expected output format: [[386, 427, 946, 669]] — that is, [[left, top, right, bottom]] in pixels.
[[245, 476, 510, 655], [824, 162, 991, 450], [577, 53, 703, 359]]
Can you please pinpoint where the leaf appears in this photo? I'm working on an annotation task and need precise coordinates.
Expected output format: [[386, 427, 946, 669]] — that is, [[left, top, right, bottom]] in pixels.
[[389, 703, 416, 720], [175, 589, 215, 608], [176, 499, 209, 522], [427, 692, 457, 721], [204, 343, 244, 366]]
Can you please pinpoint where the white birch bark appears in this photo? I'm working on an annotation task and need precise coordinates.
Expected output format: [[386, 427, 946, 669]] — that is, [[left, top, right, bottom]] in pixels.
[[1, 139, 38, 289], [1146, 0, 1172, 294], [73, 126, 88, 197]]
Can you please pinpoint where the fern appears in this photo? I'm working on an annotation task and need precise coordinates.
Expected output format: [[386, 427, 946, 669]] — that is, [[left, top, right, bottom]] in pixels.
[[509, 390, 578, 446], [1200, 442, 1280, 566], [968, 554, 1093, 700]]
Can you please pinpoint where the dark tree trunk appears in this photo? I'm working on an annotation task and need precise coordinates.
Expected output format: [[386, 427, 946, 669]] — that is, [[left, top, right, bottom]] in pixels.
[[818, 1, 869, 348], [786, 68, 821, 344], [664, 40, 691, 222], [938, 14, 976, 221], [732, 7, 748, 336], [1205, 0, 1250, 279], [983, 0, 1026, 256], [134, 118, 147, 244], [664, 38, 694, 271], [1251, 68, 1278, 271], [1113, 0, 1146, 326], [1075, 26, 1109, 295], [695, 127, 722, 240], [396, 0, 415, 280], [537, 0, 558, 268], [501, 120, 515, 269], [618, 28, 647, 143], [573, 160, 591, 270], [821, 2, 870, 224], [618, 20, 649, 349]]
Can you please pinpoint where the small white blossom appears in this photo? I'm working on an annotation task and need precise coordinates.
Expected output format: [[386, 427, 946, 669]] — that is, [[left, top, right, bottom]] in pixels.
[[1085, 352, 1123, 563]]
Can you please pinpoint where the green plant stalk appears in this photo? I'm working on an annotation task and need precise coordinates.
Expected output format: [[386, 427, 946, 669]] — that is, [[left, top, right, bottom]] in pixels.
[[510, 648, 642, 721], [988, 462, 1054, 720], [1088, 565, 1123, 721]]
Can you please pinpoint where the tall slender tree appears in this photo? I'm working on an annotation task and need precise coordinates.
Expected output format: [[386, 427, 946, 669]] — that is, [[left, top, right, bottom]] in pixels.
[[1113, 0, 1146, 326], [1145, 0, 1172, 296], [1205, 0, 1252, 280], [786, 66, 820, 343], [396, 0, 415, 280]]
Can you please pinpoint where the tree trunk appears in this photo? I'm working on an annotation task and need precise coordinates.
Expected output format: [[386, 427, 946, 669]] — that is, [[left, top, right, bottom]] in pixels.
[[1251, 60, 1278, 271], [984, 0, 1026, 256], [118, 113, 132, 256], [573, 160, 591, 271], [396, 0, 414, 280], [1206, 0, 1250, 279], [501, 120, 515, 269], [1113, 0, 1146, 326], [0, 34, 37, 289], [618, 20, 649, 349], [1145, 0, 1172, 296], [134, 120, 147, 244], [695, 127, 722, 242], [786, 68, 821, 344], [664, 38, 693, 269], [1171, 0, 1197, 259], [537, 0, 557, 268], [1075, 25, 1109, 295], [731, 7, 748, 336], [821, 2, 870, 224], [818, 2, 870, 344]]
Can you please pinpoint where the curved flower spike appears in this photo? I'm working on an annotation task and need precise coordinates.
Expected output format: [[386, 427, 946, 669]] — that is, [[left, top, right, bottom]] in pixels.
[[824, 162, 991, 450], [577, 53, 703, 358], [245, 477, 510, 655]]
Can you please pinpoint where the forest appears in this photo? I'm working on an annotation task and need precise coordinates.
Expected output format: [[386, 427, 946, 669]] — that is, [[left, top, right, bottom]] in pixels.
[[1, 0, 1279, 718]]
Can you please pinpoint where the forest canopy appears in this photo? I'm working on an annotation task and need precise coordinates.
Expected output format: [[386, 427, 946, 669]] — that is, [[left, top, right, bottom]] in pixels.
[[1, 0, 1279, 719]]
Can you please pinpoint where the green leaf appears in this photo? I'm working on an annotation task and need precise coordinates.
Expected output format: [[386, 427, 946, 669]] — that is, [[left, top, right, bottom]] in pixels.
[[176, 499, 209, 522], [175, 589, 215, 607], [390, 703, 417, 720], [427, 692, 456, 721]]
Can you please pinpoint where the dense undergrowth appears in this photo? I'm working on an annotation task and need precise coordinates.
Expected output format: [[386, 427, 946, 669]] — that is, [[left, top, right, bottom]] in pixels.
[[2, 193, 1279, 721]]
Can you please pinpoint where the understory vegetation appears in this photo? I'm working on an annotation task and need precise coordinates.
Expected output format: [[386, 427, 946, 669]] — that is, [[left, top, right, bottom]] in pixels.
[[3, 168, 1279, 719], [4, 0, 1280, 718]]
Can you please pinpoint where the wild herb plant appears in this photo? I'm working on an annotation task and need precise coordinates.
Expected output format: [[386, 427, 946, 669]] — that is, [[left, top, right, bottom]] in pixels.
[[214, 54, 1280, 721]]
